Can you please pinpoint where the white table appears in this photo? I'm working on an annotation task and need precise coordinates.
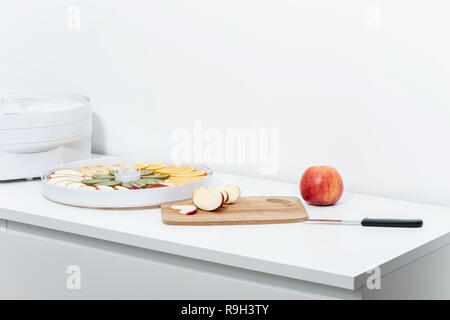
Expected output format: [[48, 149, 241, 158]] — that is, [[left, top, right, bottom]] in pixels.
[[1, 173, 449, 299]]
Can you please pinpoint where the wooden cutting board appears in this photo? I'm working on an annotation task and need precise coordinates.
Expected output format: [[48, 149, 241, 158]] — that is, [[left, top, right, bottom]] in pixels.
[[161, 196, 308, 226]]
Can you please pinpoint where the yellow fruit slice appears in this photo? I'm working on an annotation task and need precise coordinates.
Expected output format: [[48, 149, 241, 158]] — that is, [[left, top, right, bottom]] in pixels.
[[162, 166, 196, 175], [165, 176, 206, 183], [143, 163, 166, 170], [170, 170, 206, 177], [133, 162, 149, 169], [79, 168, 97, 177]]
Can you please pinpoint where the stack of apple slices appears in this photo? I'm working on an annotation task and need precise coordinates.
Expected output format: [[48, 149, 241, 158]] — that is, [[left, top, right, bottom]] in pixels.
[[193, 185, 241, 211], [172, 185, 241, 215]]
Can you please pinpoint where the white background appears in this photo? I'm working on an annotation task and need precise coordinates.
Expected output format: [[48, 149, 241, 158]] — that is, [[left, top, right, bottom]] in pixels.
[[1, 0, 449, 206]]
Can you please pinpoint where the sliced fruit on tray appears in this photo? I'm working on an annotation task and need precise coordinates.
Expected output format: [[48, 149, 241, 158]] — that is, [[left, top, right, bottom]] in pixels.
[[47, 162, 209, 191]]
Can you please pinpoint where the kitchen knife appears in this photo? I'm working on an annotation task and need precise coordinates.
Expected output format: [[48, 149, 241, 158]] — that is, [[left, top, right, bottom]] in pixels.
[[306, 218, 423, 228]]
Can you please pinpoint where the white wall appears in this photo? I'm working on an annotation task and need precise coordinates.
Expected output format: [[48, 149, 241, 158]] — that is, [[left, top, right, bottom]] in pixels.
[[1, 1, 450, 206]]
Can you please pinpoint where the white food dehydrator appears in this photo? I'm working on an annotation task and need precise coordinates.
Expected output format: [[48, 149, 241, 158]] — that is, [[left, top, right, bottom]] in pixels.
[[0, 92, 92, 181]]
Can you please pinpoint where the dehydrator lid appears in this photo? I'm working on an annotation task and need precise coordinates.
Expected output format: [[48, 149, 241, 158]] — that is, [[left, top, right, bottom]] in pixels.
[[0, 92, 91, 130]]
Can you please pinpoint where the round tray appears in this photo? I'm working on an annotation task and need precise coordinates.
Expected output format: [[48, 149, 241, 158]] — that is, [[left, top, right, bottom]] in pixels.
[[41, 157, 213, 208]]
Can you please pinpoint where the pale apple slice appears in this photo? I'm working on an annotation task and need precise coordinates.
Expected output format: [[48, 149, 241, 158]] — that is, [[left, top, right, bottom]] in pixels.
[[114, 186, 129, 191], [171, 205, 197, 215], [95, 185, 114, 191], [53, 169, 84, 177], [66, 182, 86, 189], [49, 174, 84, 181], [219, 188, 229, 206], [48, 177, 80, 184], [212, 188, 229, 207], [54, 180, 76, 187], [192, 187, 224, 211], [224, 184, 241, 204]]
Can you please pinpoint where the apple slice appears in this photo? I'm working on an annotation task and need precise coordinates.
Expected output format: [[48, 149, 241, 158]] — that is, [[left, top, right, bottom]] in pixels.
[[49, 174, 84, 181], [48, 177, 79, 184], [95, 185, 114, 191], [219, 189, 229, 205], [224, 184, 241, 204], [66, 182, 86, 189], [54, 180, 77, 187], [192, 187, 224, 211], [114, 186, 129, 191], [171, 205, 197, 215], [213, 188, 229, 207], [53, 169, 84, 177]]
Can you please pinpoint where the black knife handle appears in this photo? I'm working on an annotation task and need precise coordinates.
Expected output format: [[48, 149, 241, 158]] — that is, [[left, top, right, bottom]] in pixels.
[[361, 218, 423, 228]]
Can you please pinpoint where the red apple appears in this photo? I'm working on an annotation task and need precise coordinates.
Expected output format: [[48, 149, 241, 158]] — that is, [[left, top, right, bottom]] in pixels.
[[300, 166, 343, 206]]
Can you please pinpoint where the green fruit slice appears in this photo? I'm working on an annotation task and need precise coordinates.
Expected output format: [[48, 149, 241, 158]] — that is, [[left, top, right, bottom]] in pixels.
[[94, 180, 122, 187], [81, 179, 111, 186], [139, 170, 154, 176], [121, 182, 133, 189], [109, 170, 116, 176], [128, 180, 147, 188], [92, 174, 114, 180], [142, 174, 168, 180], [141, 179, 158, 185]]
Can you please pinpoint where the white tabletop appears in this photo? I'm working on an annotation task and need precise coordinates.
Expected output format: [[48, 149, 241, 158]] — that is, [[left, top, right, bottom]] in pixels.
[[0, 173, 449, 290]]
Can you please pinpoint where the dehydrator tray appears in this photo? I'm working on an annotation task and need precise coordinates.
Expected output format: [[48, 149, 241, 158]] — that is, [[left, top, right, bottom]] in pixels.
[[41, 156, 213, 208]]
